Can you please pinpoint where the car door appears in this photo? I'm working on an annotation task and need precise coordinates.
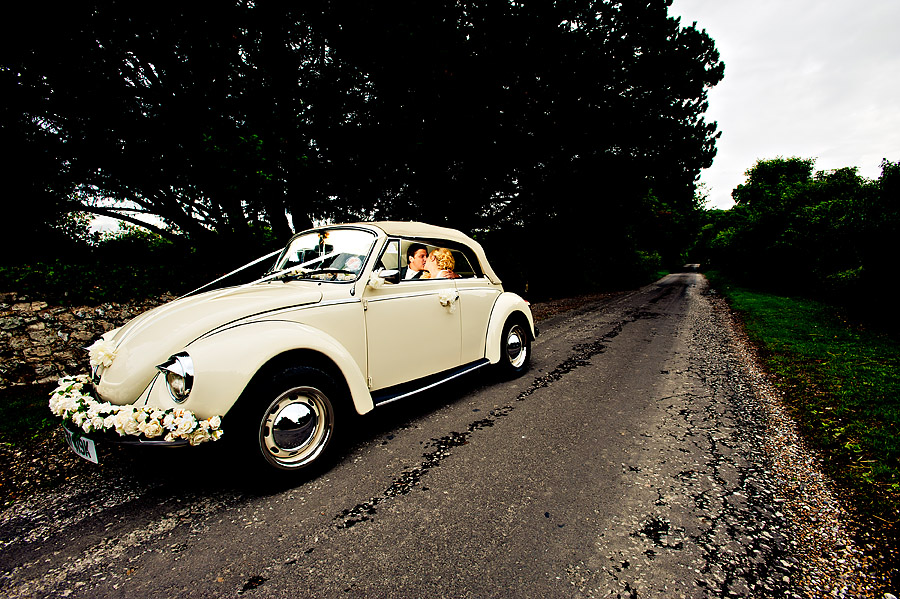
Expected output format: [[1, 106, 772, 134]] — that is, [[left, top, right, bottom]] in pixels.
[[363, 239, 462, 392], [454, 275, 501, 363]]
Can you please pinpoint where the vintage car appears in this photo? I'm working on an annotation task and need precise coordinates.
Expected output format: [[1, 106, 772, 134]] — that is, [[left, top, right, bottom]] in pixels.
[[55, 222, 535, 474]]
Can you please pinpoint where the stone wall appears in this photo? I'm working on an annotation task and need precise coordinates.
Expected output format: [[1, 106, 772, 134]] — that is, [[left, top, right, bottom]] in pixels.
[[0, 292, 174, 389]]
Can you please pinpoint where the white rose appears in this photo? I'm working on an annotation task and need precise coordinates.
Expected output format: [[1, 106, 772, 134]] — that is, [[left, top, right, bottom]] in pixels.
[[140, 420, 164, 438], [172, 413, 197, 436], [188, 429, 210, 446], [87, 339, 118, 368], [103, 414, 118, 430], [112, 410, 129, 434], [162, 412, 177, 430], [87, 402, 103, 419], [122, 415, 141, 436], [60, 397, 78, 415]]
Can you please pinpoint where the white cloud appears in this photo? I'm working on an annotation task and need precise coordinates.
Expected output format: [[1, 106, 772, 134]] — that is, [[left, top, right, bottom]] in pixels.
[[671, 0, 900, 208]]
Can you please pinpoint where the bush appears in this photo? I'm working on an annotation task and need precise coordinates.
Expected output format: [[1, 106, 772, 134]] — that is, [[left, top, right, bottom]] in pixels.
[[0, 226, 206, 304], [697, 158, 899, 331]]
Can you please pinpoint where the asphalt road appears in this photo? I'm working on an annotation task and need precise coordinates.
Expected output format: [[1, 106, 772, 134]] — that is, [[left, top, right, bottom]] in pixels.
[[0, 273, 880, 597]]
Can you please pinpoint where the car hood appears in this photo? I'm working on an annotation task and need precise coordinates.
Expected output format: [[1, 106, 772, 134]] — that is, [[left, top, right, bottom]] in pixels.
[[96, 284, 323, 405]]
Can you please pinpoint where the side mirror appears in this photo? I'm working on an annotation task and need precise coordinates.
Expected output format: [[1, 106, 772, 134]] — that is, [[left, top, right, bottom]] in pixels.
[[369, 269, 400, 287], [380, 269, 400, 284]]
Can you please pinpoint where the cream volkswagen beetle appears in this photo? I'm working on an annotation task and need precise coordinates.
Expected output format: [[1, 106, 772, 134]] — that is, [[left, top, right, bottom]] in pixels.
[[63, 222, 535, 474]]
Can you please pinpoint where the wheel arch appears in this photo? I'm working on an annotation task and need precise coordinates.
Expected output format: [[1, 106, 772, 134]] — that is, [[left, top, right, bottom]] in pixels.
[[485, 293, 536, 365], [178, 320, 374, 419], [239, 348, 368, 416]]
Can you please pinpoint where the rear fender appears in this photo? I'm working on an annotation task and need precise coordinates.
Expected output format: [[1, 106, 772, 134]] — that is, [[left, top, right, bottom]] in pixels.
[[485, 293, 535, 364]]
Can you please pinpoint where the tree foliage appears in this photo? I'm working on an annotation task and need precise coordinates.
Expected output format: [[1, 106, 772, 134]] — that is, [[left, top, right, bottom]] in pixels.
[[699, 157, 900, 323], [2, 1, 723, 292]]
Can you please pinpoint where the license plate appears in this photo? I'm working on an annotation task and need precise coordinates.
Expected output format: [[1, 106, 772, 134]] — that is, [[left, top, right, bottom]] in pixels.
[[64, 427, 99, 464]]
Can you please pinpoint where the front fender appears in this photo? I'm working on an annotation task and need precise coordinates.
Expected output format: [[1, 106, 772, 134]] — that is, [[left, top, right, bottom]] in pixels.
[[485, 293, 536, 364], [144, 320, 374, 419]]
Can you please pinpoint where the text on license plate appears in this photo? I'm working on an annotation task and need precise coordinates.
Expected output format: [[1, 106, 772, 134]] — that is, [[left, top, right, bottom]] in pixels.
[[64, 427, 99, 464]]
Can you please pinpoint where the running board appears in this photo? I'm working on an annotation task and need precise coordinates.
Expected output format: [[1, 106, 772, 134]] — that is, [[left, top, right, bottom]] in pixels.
[[372, 359, 491, 407]]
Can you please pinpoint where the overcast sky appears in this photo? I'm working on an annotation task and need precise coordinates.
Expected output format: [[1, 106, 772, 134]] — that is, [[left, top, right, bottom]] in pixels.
[[669, 0, 900, 209]]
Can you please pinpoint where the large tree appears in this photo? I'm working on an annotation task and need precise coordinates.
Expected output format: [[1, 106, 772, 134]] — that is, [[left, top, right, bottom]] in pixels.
[[3, 0, 723, 276], [2, 3, 365, 256]]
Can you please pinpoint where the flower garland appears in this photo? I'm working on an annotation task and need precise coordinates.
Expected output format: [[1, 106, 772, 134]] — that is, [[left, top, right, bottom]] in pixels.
[[49, 375, 224, 446]]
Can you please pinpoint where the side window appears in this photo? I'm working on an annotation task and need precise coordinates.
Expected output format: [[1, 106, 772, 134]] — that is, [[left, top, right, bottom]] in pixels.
[[448, 248, 479, 278], [395, 238, 482, 280]]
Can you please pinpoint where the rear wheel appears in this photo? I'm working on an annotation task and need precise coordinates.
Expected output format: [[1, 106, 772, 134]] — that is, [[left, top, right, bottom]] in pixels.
[[498, 316, 531, 377]]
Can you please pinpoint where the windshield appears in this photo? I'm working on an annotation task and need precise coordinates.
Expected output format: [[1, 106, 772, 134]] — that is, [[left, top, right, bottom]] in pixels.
[[273, 228, 377, 282]]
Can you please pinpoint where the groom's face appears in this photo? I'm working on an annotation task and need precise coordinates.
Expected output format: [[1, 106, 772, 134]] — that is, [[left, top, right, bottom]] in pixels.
[[409, 248, 427, 272]]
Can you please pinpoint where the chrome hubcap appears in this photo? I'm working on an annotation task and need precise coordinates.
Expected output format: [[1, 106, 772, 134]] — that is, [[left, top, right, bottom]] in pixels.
[[506, 324, 528, 369], [260, 386, 333, 468]]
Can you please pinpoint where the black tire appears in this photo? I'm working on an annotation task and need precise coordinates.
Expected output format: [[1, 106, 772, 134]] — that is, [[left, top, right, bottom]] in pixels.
[[498, 316, 531, 377], [235, 365, 347, 474]]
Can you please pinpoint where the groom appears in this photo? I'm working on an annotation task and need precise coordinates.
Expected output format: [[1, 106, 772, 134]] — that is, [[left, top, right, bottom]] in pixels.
[[400, 243, 427, 280]]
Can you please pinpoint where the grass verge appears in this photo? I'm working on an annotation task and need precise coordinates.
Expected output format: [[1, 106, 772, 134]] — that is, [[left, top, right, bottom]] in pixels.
[[0, 383, 59, 447], [706, 272, 899, 528]]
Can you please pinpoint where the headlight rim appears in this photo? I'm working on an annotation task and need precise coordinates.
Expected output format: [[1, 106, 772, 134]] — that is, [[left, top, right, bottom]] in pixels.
[[157, 352, 195, 403]]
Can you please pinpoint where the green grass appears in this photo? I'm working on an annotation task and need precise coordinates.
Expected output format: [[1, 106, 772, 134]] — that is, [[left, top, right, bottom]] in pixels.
[[0, 383, 59, 447], [707, 272, 900, 524]]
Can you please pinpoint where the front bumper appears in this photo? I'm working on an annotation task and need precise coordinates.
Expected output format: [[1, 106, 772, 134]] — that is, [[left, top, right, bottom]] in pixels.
[[62, 420, 190, 448]]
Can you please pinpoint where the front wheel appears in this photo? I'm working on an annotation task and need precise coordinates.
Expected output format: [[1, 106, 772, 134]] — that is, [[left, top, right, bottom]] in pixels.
[[236, 366, 346, 473], [498, 317, 531, 377]]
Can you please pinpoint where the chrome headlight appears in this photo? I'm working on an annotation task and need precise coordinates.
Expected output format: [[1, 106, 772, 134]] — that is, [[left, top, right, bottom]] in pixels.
[[157, 352, 194, 403]]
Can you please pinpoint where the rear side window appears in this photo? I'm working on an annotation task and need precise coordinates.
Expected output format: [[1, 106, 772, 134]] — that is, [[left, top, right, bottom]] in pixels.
[[393, 238, 483, 280]]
